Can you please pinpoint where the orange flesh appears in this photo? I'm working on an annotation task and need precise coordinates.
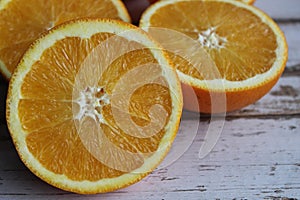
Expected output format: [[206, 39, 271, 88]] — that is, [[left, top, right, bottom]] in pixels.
[[148, 1, 277, 81], [18, 33, 172, 181], [0, 0, 125, 75]]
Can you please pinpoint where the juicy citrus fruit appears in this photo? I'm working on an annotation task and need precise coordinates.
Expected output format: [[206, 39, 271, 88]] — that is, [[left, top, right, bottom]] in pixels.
[[0, 0, 130, 79], [6, 19, 182, 194], [140, 0, 288, 113]]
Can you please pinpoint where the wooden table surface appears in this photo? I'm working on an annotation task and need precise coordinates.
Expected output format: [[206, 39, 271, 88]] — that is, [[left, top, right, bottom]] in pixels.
[[0, 0, 299, 199]]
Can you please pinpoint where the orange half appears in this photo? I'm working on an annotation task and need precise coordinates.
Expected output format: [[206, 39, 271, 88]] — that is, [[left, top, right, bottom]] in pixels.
[[140, 0, 288, 113], [0, 0, 130, 79], [6, 19, 182, 194]]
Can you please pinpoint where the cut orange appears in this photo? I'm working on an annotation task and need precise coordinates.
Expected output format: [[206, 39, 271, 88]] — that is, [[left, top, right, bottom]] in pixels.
[[6, 19, 182, 194], [0, 0, 130, 79], [140, 0, 288, 113]]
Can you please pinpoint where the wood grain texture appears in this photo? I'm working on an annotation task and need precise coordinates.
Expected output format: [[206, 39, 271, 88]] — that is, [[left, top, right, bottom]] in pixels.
[[0, 117, 299, 199], [280, 23, 300, 69], [0, 0, 300, 199], [254, 0, 300, 20]]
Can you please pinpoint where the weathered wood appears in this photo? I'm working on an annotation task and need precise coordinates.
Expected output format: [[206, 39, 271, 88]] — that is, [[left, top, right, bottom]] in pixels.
[[254, 0, 300, 20], [0, 117, 299, 199], [279, 22, 300, 69]]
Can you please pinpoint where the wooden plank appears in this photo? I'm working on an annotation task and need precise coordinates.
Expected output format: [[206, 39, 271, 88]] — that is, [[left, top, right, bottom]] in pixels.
[[255, 0, 300, 20], [279, 23, 300, 69], [0, 117, 299, 199]]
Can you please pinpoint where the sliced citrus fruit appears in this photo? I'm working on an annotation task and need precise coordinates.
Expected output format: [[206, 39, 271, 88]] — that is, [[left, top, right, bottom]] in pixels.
[[0, 0, 131, 79], [140, 0, 288, 113], [6, 19, 182, 194]]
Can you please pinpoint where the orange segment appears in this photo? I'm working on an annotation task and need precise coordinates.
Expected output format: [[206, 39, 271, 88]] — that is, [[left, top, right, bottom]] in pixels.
[[99, 48, 160, 93], [0, 41, 33, 74], [0, 0, 130, 79], [20, 36, 95, 100], [6, 19, 182, 194], [26, 119, 125, 181], [18, 99, 72, 131]]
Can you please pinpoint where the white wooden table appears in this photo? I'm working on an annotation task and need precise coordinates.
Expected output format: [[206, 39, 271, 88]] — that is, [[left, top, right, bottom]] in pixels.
[[0, 0, 300, 199]]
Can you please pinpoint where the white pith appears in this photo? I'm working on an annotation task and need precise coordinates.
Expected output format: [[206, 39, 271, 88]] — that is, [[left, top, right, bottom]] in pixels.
[[74, 86, 110, 123], [197, 27, 227, 49]]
